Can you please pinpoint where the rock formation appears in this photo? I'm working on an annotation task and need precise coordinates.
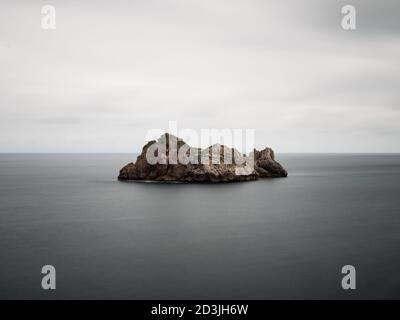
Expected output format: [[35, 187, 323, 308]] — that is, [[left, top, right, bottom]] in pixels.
[[118, 133, 287, 183]]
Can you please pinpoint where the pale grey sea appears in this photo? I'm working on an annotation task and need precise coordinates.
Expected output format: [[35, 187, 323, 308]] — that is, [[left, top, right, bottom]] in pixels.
[[0, 154, 400, 299]]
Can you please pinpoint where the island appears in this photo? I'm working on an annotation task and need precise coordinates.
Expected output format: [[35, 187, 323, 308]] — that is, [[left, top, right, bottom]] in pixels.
[[118, 133, 288, 183]]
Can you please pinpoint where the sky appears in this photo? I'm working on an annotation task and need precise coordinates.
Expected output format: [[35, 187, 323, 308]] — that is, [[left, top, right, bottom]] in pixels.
[[0, 0, 399, 153]]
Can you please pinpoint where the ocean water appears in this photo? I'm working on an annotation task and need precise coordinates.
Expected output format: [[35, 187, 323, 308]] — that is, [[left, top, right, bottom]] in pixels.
[[0, 154, 400, 299]]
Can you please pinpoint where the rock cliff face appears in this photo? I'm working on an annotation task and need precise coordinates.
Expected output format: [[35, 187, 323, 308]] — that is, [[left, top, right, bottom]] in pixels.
[[118, 133, 287, 183]]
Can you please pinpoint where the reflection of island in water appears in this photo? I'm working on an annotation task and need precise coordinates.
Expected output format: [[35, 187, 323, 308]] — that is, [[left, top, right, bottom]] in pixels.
[[118, 133, 288, 183]]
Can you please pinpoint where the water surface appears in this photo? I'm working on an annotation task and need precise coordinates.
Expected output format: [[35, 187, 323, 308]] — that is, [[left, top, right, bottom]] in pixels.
[[0, 154, 399, 299]]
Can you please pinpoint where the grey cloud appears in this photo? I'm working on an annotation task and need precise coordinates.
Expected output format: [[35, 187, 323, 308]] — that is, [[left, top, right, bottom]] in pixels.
[[0, 0, 399, 152]]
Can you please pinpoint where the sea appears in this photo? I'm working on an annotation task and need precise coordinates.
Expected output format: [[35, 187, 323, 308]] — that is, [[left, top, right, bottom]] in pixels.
[[0, 154, 399, 299]]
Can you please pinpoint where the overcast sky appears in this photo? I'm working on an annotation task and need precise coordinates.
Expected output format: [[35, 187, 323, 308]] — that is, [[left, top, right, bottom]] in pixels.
[[0, 0, 399, 152]]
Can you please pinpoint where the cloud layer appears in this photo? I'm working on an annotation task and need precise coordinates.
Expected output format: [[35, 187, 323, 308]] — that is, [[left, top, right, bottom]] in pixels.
[[0, 0, 399, 152]]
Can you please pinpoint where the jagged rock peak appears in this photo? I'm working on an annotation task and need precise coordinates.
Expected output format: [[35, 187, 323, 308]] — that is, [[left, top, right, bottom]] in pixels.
[[118, 133, 287, 183]]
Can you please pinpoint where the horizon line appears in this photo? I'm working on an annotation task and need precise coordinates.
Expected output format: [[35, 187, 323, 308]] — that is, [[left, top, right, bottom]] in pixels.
[[1, 152, 400, 155]]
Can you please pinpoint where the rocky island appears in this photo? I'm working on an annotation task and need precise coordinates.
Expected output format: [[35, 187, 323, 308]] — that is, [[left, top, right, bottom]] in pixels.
[[118, 133, 287, 183]]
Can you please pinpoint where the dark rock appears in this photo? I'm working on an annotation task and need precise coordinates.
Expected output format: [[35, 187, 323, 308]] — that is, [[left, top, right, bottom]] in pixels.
[[118, 133, 287, 183]]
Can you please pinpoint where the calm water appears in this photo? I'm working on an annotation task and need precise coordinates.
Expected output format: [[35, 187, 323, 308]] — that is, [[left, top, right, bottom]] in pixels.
[[0, 154, 400, 299]]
